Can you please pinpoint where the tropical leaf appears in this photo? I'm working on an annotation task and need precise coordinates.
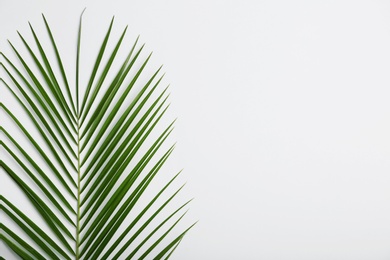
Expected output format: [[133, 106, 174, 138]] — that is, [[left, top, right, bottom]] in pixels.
[[0, 11, 193, 259]]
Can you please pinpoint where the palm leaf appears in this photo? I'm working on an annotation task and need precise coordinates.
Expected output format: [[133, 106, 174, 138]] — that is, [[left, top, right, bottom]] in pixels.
[[0, 11, 193, 259]]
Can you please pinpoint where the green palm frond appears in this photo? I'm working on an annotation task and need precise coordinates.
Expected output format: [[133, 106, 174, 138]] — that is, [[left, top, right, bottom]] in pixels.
[[0, 11, 193, 259]]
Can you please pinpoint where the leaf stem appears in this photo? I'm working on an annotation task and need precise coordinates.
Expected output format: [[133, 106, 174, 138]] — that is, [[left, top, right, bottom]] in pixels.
[[76, 118, 81, 259]]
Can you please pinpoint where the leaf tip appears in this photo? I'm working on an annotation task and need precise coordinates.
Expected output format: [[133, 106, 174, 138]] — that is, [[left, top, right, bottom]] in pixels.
[[16, 31, 24, 40], [157, 65, 164, 73]]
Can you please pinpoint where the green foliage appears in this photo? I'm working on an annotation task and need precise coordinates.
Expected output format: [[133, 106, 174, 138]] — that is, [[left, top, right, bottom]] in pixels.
[[0, 11, 193, 259]]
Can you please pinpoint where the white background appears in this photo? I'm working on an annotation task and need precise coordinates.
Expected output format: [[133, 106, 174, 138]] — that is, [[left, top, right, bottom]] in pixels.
[[2, 0, 390, 259]]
